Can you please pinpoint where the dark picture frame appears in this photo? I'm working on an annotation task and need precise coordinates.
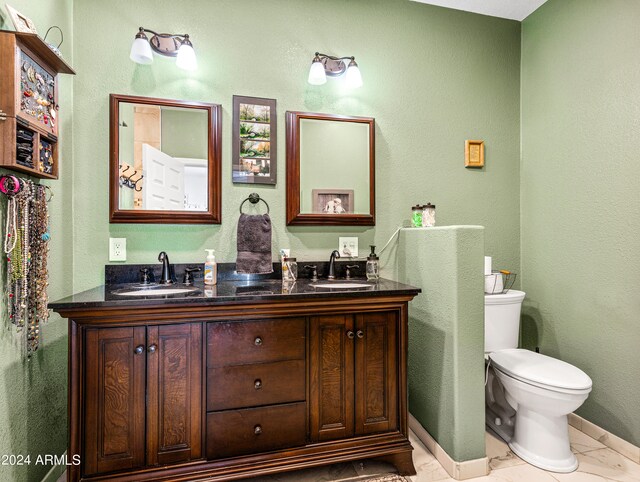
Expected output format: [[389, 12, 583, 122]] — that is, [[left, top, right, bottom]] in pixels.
[[232, 95, 277, 185], [312, 189, 354, 214]]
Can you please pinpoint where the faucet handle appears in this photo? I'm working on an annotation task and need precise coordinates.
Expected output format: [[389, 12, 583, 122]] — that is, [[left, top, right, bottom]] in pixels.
[[345, 264, 359, 280], [183, 267, 202, 285], [304, 265, 318, 281], [139, 268, 152, 285]]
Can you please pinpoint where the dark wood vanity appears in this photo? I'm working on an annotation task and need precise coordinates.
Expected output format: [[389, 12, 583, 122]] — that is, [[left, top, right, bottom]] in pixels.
[[51, 279, 419, 481]]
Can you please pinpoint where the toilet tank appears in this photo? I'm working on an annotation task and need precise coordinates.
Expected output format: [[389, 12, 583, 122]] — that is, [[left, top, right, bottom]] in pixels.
[[485, 290, 526, 353]]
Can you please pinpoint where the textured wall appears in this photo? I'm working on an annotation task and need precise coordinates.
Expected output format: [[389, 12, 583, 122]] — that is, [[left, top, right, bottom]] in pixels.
[[161, 108, 208, 160], [71, 0, 521, 292], [390, 227, 485, 462], [521, 0, 640, 446], [0, 1, 73, 480]]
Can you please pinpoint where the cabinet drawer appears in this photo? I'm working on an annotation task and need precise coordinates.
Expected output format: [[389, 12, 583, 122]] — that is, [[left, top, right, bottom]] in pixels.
[[206, 402, 306, 459], [207, 359, 305, 411], [207, 318, 305, 367]]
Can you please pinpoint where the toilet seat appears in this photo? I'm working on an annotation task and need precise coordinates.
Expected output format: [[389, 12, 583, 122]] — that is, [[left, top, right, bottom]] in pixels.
[[489, 349, 592, 394]]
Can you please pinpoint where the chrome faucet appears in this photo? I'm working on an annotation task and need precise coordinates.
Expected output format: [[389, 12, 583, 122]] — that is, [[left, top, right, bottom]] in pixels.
[[158, 251, 173, 284], [327, 250, 341, 280]]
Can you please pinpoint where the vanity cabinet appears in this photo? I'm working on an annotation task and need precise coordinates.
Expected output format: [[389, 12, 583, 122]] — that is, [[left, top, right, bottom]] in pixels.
[[206, 318, 307, 459], [310, 312, 397, 442], [55, 288, 418, 481], [83, 323, 202, 476]]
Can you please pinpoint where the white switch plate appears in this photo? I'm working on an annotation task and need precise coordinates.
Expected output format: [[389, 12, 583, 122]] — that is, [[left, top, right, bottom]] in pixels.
[[339, 237, 358, 258], [109, 238, 127, 262]]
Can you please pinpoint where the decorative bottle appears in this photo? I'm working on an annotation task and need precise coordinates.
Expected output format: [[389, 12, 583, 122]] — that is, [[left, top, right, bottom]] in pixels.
[[422, 203, 436, 227], [366, 245, 380, 281]]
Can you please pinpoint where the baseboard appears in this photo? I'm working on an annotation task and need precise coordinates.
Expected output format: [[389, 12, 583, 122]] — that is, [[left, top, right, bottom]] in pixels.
[[409, 413, 489, 480], [40, 450, 66, 482], [568, 413, 640, 464]]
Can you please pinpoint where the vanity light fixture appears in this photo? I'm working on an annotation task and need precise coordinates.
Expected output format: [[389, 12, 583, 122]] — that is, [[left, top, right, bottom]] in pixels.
[[308, 52, 363, 88], [129, 27, 197, 71]]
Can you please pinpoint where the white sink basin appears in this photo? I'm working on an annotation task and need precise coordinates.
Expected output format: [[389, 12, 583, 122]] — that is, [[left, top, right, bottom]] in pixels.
[[312, 283, 371, 289], [114, 287, 199, 297]]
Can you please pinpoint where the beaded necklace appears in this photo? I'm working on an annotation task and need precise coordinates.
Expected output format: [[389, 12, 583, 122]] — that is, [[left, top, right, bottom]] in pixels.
[[4, 180, 50, 357]]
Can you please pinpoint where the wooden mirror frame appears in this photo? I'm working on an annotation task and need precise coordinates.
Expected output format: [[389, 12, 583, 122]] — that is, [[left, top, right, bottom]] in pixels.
[[109, 94, 222, 224], [285, 111, 375, 226]]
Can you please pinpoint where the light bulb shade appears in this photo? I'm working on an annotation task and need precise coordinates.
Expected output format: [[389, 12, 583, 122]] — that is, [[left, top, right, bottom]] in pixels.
[[345, 60, 363, 88], [176, 41, 197, 70], [130, 37, 153, 65], [308, 59, 327, 85]]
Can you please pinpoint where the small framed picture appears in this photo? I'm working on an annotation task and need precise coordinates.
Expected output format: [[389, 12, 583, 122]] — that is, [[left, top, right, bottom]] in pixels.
[[5, 4, 38, 34], [465, 140, 484, 168], [232, 95, 276, 185], [312, 189, 354, 214]]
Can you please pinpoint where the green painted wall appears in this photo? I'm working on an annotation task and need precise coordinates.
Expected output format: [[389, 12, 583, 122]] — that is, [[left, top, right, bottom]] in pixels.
[[521, 0, 640, 446], [161, 108, 208, 160], [0, 1, 73, 480], [71, 0, 521, 293], [391, 227, 485, 462]]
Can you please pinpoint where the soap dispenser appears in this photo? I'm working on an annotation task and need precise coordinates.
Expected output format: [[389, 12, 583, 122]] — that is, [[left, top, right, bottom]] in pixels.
[[366, 245, 379, 281], [204, 249, 217, 286]]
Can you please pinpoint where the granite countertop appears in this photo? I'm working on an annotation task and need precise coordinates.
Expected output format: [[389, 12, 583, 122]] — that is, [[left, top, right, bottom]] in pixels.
[[49, 277, 421, 311]]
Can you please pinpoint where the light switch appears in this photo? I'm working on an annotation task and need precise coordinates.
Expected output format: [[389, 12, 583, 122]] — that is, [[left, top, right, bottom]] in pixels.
[[338, 237, 358, 258]]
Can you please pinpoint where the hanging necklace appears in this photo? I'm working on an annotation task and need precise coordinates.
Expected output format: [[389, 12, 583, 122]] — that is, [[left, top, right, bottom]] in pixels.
[[4, 180, 51, 356]]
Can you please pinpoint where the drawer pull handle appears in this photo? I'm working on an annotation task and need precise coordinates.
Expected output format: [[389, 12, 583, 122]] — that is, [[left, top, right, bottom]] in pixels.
[[254, 379, 262, 390], [254, 425, 262, 435], [254, 336, 263, 346], [147, 344, 157, 353], [134, 345, 145, 355], [346, 330, 355, 339], [356, 330, 364, 339]]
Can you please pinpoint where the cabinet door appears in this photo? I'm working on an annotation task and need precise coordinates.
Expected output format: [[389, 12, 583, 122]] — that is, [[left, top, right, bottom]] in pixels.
[[354, 312, 398, 435], [147, 324, 202, 466], [309, 315, 355, 442], [84, 327, 146, 476]]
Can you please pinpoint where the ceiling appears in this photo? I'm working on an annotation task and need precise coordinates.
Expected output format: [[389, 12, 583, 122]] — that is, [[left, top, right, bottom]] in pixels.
[[410, 0, 548, 21]]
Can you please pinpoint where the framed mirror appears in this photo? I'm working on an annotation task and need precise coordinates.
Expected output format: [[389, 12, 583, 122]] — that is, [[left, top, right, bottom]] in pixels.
[[109, 94, 222, 224], [286, 111, 375, 226]]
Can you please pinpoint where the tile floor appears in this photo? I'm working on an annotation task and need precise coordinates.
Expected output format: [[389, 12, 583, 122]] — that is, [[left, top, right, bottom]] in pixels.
[[56, 427, 640, 481]]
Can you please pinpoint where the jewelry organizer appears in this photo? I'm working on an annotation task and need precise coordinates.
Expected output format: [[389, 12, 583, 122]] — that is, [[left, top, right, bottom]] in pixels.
[[0, 30, 75, 179]]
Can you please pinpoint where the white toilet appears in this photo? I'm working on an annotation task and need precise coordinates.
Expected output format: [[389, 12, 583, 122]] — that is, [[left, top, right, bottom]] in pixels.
[[484, 290, 592, 473]]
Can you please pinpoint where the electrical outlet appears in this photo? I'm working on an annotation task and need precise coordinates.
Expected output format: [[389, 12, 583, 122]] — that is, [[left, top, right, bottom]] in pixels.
[[339, 237, 358, 258], [109, 237, 127, 262]]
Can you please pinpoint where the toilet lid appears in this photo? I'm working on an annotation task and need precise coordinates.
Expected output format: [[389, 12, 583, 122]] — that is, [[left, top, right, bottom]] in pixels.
[[489, 349, 592, 391]]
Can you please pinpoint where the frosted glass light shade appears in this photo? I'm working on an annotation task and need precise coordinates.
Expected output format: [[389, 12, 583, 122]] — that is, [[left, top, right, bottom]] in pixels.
[[176, 43, 197, 71], [130, 37, 153, 65], [345, 61, 363, 88], [308, 60, 327, 85]]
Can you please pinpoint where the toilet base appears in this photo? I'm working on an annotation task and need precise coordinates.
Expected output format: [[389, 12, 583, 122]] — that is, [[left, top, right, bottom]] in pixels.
[[509, 407, 578, 473]]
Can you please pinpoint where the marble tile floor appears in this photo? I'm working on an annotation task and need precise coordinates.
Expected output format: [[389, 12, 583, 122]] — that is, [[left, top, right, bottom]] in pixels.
[[56, 427, 640, 482]]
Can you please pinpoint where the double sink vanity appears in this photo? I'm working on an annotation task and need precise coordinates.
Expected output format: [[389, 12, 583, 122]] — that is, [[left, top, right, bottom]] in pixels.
[[50, 259, 420, 481], [48, 91, 421, 481]]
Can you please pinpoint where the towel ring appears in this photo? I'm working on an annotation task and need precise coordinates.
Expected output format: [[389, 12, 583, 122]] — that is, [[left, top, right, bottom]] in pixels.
[[239, 193, 270, 214]]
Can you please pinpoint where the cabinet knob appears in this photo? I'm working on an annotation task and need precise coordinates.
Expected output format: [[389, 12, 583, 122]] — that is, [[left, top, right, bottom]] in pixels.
[[254, 336, 263, 346], [254, 379, 262, 390], [134, 345, 144, 355], [356, 330, 364, 339], [147, 344, 157, 353], [346, 330, 355, 339], [254, 425, 262, 435]]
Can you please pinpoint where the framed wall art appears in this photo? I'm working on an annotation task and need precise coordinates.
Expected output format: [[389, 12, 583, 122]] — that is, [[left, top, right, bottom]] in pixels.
[[5, 5, 38, 34], [232, 95, 276, 185], [465, 139, 484, 168], [312, 189, 354, 214]]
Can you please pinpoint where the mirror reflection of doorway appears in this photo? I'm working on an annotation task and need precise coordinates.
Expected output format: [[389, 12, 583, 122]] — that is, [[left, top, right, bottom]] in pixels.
[[118, 103, 209, 211]]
